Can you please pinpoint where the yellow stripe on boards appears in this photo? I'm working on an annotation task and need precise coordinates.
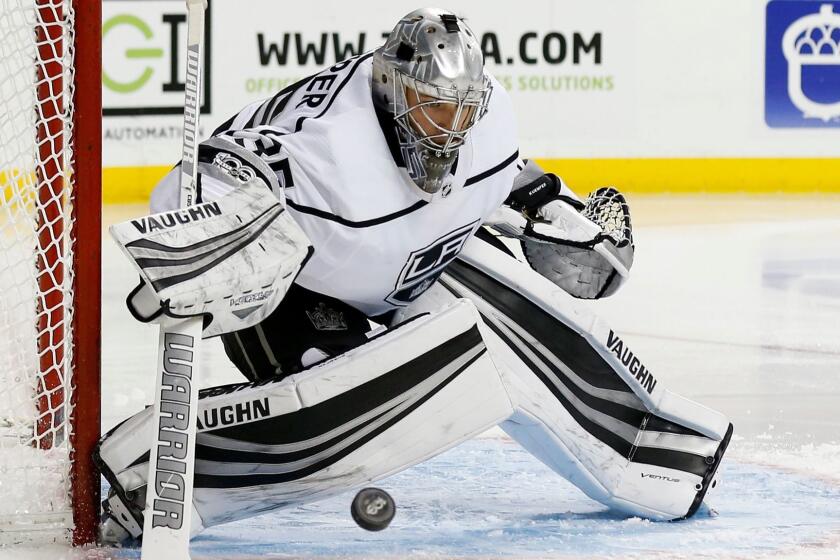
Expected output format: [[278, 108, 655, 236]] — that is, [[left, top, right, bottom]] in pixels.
[[103, 165, 171, 205], [534, 158, 840, 194], [99, 158, 840, 204]]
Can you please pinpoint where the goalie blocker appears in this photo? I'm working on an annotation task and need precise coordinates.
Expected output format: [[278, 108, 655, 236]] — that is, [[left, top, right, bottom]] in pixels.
[[96, 237, 731, 538], [109, 137, 313, 338], [103, 136, 313, 544]]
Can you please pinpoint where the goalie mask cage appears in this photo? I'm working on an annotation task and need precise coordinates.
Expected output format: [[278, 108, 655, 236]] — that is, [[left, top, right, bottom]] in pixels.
[[0, 0, 100, 547]]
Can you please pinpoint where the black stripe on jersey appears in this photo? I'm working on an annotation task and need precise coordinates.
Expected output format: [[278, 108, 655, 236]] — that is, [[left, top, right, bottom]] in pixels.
[[293, 53, 374, 133], [245, 102, 269, 130], [246, 77, 314, 129], [212, 52, 349, 136], [212, 79, 312, 137], [266, 74, 319, 124], [219, 129, 286, 162], [205, 55, 370, 196], [465, 150, 520, 187], [286, 198, 428, 228], [269, 158, 295, 188], [282, 149, 516, 228], [211, 113, 238, 136], [260, 136, 283, 158]]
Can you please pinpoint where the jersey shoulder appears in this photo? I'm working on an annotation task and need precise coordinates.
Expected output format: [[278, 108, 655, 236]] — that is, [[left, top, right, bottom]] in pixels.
[[469, 73, 519, 172], [217, 53, 375, 136], [264, 57, 415, 224]]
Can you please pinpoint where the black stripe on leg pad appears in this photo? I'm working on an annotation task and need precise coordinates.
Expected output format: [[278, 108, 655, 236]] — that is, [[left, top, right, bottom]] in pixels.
[[204, 325, 484, 445], [683, 422, 734, 519], [440, 262, 713, 477], [476, 311, 708, 478], [445, 260, 633, 393], [195, 344, 487, 488], [445, 259, 705, 438]]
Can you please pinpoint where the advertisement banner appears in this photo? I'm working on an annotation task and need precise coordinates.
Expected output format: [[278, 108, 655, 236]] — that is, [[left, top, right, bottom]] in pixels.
[[765, 1, 840, 128], [102, 0, 212, 116], [102, 0, 630, 167], [101, 0, 840, 198]]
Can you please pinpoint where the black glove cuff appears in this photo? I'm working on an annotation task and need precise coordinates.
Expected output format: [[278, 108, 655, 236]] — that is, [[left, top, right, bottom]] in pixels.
[[505, 173, 563, 213], [505, 173, 585, 214]]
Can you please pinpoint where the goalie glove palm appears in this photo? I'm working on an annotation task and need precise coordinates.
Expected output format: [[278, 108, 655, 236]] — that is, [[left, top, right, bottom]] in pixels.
[[487, 187, 634, 299]]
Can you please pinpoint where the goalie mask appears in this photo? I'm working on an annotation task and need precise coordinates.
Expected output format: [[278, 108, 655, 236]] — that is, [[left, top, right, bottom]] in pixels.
[[373, 8, 492, 198]]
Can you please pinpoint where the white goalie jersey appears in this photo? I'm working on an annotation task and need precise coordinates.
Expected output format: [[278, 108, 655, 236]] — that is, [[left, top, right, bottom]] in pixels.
[[99, 16, 731, 544], [151, 53, 521, 317]]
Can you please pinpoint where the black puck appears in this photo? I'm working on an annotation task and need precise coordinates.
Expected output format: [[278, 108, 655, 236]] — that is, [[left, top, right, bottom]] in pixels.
[[351, 487, 395, 531]]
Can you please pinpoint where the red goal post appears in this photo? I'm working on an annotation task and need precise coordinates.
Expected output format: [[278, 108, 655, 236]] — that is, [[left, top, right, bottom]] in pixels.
[[0, 0, 101, 546]]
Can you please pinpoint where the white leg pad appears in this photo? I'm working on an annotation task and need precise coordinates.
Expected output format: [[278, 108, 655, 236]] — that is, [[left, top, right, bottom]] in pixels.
[[429, 237, 733, 520], [97, 299, 514, 533]]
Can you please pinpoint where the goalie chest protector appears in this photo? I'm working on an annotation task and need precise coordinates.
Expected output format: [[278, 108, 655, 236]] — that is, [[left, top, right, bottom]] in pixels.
[[160, 54, 521, 317]]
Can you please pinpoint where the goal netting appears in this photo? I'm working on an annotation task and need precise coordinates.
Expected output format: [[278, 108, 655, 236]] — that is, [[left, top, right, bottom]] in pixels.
[[0, 0, 100, 546]]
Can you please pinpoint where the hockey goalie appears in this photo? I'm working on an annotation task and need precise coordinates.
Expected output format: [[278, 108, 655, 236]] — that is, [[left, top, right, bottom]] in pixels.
[[97, 8, 733, 543]]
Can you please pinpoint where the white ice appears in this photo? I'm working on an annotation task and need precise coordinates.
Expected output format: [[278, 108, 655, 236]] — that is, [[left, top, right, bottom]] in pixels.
[[2, 196, 839, 559]]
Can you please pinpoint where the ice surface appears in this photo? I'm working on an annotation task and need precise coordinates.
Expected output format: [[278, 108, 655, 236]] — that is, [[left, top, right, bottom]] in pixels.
[[3, 197, 839, 559], [17, 437, 839, 560], [187, 437, 840, 560]]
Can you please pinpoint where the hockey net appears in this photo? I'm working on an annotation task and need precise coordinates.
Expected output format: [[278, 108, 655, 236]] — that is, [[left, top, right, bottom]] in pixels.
[[0, 0, 100, 546]]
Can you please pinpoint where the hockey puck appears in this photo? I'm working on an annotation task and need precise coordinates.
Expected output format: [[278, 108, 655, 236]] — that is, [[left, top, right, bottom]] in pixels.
[[351, 487, 395, 531]]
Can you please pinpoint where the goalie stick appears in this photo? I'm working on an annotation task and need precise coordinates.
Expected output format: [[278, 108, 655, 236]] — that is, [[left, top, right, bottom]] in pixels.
[[140, 1, 207, 558]]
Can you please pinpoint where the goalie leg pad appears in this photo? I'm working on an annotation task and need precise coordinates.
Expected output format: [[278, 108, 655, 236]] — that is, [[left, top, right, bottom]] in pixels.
[[435, 237, 733, 520], [96, 300, 513, 534]]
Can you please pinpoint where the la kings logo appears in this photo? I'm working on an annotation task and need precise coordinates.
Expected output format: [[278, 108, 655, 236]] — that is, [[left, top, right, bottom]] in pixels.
[[386, 221, 478, 306]]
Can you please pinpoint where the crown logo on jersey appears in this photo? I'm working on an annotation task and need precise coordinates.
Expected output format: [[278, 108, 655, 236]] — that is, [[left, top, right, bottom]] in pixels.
[[306, 302, 348, 331]]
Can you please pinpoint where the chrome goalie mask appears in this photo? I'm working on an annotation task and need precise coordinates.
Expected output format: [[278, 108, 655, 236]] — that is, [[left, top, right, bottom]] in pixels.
[[373, 8, 492, 196]]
